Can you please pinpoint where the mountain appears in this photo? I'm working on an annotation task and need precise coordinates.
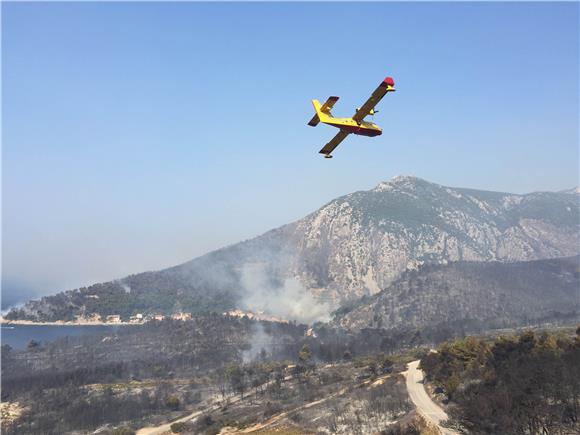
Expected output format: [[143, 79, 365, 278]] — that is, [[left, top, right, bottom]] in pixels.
[[5, 176, 579, 322], [286, 176, 579, 301], [335, 255, 580, 332], [559, 186, 580, 195]]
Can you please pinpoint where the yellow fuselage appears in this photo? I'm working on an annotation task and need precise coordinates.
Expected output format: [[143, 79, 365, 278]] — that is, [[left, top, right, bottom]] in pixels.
[[321, 117, 382, 137], [312, 99, 382, 137]]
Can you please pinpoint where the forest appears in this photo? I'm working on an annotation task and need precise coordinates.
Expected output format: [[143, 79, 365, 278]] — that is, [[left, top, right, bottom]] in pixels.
[[4, 314, 578, 434], [421, 328, 580, 434], [1, 316, 426, 434]]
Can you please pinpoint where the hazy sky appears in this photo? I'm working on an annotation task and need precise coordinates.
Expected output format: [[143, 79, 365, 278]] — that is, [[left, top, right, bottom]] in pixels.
[[2, 2, 578, 306]]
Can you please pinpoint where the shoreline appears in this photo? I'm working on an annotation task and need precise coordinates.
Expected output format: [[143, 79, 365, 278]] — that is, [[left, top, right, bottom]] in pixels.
[[0, 319, 140, 327]]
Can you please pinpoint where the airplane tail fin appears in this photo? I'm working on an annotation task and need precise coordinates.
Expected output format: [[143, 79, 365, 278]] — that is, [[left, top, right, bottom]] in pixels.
[[307, 96, 338, 127], [307, 100, 323, 127]]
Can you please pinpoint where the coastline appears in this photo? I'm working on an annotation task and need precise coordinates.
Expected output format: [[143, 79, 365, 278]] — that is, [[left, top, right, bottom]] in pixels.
[[0, 319, 140, 327]]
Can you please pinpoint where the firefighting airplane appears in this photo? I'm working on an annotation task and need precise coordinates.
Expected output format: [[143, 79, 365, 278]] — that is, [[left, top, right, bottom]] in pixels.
[[307, 77, 395, 158]]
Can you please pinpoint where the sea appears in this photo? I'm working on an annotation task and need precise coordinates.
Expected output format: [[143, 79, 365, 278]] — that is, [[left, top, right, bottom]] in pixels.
[[1, 324, 127, 350]]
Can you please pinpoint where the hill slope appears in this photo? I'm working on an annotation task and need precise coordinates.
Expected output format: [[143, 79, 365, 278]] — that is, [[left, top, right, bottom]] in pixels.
[[6, 176, 579, 322], [336, 256, 580, 331]]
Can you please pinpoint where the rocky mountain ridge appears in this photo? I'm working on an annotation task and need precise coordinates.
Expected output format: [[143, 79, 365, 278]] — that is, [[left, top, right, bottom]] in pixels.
[[290, 176, 579, 301], [6, 176, 579, 322]]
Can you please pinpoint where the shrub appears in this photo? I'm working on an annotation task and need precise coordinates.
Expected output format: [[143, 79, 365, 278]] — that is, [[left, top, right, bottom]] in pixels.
[[170, 422, 187, 433], [263, 401, 282, 418], [165, 395, 180, 410]]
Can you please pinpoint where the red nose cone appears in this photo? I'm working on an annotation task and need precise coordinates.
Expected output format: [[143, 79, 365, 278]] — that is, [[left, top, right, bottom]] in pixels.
[[383, 77, 395, 86]]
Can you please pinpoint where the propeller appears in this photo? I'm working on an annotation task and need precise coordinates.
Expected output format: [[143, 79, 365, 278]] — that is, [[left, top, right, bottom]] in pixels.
[[355, 107, 379, 116]]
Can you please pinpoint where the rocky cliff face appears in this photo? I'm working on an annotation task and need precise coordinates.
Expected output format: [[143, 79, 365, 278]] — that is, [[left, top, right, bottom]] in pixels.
[[6, 176, 579, 321], [286, 175, 579, 301]]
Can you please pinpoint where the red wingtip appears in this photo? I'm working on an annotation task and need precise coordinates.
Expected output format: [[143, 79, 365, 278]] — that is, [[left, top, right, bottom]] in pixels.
[[383, 77, 395, 87]]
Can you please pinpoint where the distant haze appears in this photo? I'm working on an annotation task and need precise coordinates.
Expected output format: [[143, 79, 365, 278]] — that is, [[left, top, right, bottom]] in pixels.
[[2, 2, 578, 307]]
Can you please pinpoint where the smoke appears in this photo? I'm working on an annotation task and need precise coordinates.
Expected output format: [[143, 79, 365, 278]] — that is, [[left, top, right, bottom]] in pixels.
[[239, 262, 331, 324], [242, 322, 271, 363], [1, 277, 47, 312]]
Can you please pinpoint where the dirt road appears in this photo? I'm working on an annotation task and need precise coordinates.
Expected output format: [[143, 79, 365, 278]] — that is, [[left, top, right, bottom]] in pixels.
[[136, 371, 392, 435], [135, 375, 293, 435], [135, 393, 244, 435], [404, 360, 457, 435], [241, 373, 392, 433], [135, 408, 204, 435]]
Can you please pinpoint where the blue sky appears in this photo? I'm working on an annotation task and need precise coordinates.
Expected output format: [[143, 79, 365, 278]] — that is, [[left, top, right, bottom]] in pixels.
[[2, 2, 578, 304]]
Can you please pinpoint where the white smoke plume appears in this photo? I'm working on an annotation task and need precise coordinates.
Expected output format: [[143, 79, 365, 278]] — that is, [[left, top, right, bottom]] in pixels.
[[241, 322, 271, 363], [239, 262, 331, 324]]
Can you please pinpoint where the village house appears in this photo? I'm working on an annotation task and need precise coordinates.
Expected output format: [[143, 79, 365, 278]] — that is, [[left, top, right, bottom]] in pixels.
[[106, 314, 121, 323], [87, 313, 102, 322], [129, 313, 144, 323], [305, 327, 317, 338], [224, 309, 255, 320], [171, 312, 192, 321], [223, 309, 288, 324]]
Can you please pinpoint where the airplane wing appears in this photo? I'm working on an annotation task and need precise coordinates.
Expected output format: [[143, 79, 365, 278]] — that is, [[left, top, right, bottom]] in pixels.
[[319, 130, 350, 157], [352, 77, 395, 123]]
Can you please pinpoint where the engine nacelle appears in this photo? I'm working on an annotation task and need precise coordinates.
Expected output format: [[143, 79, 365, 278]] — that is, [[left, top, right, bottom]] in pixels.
[[355, 107, 378, 116]]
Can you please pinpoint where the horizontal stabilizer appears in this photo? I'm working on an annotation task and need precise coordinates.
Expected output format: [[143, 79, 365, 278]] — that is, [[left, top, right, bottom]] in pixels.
[[320, 96, 339, 114], [307, 113, 320, 127], [308, 99, 327, 126]]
